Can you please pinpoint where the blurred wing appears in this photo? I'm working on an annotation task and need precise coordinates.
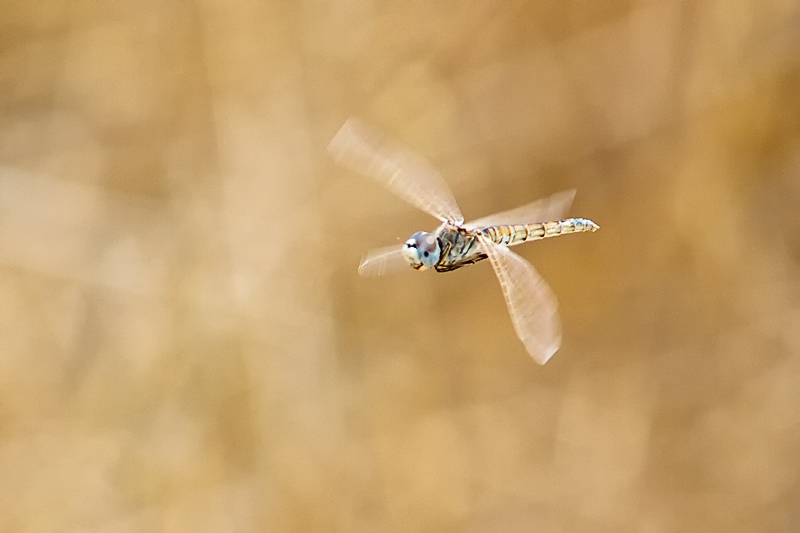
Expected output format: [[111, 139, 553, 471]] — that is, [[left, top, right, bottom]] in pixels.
[[479, 237, 562, 364], [464, 189, 576, 229], [328, 118, 464, 224], [357, 245, 411, 277]]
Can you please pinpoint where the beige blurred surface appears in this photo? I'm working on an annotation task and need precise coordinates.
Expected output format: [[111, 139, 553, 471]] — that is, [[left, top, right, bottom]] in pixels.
[[2, 0, 800, 531]]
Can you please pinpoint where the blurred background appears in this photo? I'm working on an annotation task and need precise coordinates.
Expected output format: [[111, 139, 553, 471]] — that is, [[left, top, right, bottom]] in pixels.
[[2, 0, 800, 531]]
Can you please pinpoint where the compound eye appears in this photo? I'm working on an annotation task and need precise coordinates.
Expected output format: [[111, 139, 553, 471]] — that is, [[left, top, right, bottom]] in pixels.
[[401, 239, 423, 269], [409, 232, 441, 269]]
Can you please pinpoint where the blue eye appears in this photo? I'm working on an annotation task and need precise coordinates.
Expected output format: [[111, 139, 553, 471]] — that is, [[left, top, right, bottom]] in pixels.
[[402, 232, 441, 270]]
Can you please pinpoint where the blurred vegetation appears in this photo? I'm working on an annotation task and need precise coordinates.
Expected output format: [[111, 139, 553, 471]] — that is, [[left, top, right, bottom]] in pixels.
[[1, 0, 799, 531]]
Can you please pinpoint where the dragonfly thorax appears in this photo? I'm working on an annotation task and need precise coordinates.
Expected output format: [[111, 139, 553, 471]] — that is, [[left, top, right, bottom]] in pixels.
[[403, 231, 441, 270]]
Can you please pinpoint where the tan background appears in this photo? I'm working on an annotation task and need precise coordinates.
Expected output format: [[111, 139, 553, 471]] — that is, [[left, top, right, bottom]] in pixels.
[[2, 0, 800, 531]]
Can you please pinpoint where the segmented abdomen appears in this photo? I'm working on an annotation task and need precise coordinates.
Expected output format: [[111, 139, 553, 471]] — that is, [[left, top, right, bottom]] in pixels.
[[480, 218, 599, 246]]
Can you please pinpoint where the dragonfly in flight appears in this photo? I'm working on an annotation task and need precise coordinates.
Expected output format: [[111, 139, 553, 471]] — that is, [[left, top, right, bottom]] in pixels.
[[328, 119, 599, 364]]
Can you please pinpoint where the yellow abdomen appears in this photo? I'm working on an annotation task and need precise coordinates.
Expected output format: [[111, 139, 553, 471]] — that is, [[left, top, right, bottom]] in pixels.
[[481, 218, 599, 246]]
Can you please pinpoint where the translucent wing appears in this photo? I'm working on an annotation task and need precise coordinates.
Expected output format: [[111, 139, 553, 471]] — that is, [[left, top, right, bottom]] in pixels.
[[328, 118, 464, 224], [479, 236, 562, 364], [464, 189, 576, 229], [357, 245, 411, 277]]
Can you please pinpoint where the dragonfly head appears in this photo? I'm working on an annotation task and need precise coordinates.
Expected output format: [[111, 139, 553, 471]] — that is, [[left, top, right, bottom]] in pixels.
[[403, 231, 441, 270]]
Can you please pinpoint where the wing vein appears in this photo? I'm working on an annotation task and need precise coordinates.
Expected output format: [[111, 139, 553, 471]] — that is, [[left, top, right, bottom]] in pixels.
[[465, 189, 576, 229], [478, 236, 562, 364], [328, 118, 464, 223]]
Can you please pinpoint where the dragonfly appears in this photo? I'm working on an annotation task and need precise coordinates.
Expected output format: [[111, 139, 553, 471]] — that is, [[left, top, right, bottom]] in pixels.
[[328, 118, 599, 364]]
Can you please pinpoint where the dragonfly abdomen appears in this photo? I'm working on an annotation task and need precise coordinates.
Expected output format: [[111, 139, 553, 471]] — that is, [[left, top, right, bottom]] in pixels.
[[481, 218, 599, 246]]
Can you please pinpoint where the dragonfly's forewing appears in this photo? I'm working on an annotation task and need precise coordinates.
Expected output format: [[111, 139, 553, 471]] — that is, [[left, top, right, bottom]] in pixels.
[[479, 237, 562, 364], [328, 118, 464, 224], [464, 189, 576, 229], [358, 245, 411, 277]]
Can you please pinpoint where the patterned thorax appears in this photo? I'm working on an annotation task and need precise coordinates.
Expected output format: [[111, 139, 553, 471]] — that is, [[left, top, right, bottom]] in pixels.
[[434, 224, 486, 272]]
